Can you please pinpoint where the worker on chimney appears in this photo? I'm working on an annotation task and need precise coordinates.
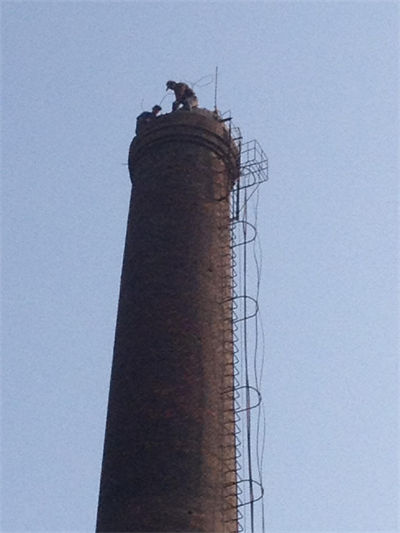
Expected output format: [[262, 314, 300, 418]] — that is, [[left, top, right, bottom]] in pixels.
[[135, 105, 162, 135], [166, 81, 198, 111]]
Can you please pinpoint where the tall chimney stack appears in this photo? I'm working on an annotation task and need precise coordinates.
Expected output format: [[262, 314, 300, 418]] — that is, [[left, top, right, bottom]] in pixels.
[[96, 109, 240, 532]]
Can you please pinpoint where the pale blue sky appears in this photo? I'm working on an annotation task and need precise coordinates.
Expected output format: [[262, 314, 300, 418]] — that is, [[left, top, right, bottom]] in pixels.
[[2, 1, 399, 532]]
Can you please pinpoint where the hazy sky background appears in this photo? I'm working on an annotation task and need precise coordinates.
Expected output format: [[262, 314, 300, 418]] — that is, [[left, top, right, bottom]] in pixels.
[[2, 1, 399, 532]]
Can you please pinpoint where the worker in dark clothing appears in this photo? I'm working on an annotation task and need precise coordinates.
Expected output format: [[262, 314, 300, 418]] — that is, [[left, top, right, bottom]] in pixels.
[[135, 105, 162, 135], [166, 81, 198, 111]]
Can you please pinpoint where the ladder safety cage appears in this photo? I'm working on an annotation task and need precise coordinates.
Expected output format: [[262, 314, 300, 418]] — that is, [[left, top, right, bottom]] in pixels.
[[224, 116, 268, 533]]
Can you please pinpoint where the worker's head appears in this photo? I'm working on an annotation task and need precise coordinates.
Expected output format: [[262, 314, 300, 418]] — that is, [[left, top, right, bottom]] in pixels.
[[166, 80, 176, 91], [152, 105, 162, 115]]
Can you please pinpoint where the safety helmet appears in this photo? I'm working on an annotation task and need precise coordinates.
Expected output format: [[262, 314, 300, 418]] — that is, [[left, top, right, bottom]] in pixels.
[[166, 80, 175, 90]]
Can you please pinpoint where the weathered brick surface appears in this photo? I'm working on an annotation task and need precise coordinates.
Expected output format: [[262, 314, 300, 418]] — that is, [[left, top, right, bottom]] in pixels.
[[96, 109, 239, 532]]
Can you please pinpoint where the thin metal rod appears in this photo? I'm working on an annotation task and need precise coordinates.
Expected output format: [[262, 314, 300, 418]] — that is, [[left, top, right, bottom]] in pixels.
[[214, 66, 218, 111]]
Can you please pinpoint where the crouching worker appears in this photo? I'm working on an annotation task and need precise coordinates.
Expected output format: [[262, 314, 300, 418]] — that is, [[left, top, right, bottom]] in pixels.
[[166, 81, 198, 111], [135, 105, 162, 135]]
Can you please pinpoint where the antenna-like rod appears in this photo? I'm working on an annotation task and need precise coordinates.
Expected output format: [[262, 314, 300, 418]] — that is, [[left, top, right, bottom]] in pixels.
[[214, 66, 218, 111]]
